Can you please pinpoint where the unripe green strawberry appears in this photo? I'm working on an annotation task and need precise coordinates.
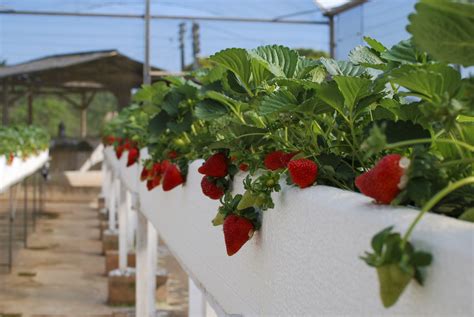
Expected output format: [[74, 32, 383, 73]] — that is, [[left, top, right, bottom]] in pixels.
[[376, 264, 414, 308]]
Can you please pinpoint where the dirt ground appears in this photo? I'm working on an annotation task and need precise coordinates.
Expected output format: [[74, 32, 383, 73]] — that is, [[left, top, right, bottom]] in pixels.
[[0, 196, 188, 317]]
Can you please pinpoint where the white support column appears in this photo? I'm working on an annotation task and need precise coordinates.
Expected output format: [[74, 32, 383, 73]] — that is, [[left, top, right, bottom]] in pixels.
[[108, 175, 117, 231], [126, 191, 137, 253], [189, 278, 206, 317], [102, 163, 110, 210], [146, 220, 157, 315], [118, 181, 128, 271], [136, 212, 157, 317]]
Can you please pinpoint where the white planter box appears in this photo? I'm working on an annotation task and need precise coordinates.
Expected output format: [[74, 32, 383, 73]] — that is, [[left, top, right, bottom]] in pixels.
[[0, 151, 49, 193], [108, 148, 474, 316]]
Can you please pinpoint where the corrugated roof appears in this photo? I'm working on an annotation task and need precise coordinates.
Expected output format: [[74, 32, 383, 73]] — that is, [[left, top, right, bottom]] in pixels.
[[0, 50, 121, 79]]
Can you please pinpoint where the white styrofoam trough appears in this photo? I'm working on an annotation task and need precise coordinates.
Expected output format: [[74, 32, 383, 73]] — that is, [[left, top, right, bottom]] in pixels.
[[0, 150, 49, 193], [105, 146, 474, 316]]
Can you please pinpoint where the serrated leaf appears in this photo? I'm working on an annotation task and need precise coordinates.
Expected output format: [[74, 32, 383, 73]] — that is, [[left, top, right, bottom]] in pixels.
[[210, 48, 253, 94], [363, 36, 387, 53], [259, 89, 298, 114], [349, 46, 384, 66], [250, 45, 299, 78], [408, 0, 474, 66], [294, 56, 320, 79], [334, 76, 373, 110], [316, 81, 345, 114], [195, 99, 229, 120], [381, 39, 420, 64], [320, 58, 366, 77], [390, 64, 461, 101]]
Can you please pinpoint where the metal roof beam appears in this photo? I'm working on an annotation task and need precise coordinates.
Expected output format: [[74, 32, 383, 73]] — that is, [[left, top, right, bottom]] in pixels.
[[0, 9, 329, 25]]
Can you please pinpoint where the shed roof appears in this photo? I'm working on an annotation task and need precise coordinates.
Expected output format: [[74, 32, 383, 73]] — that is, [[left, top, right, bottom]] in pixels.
[[0, 50, 159, 91]]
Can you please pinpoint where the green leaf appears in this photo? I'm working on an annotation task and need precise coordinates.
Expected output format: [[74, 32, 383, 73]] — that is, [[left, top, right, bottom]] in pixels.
[[459, 208, 474, 222], [320, 58, 366, 77], [315, 81, 345, 114], [148, 111, 170, 136], [390, 64, 461, 101], [411, 252, 433, 267], [195, 99, 229, 120], [349, 46, 384, 66], [334, 76, 373, 110], [294, 57, 320, 79], [210, 48, 253, 94], [363, 36, 387, 53], [375, 120, 431, 144], [250, 45, 299, 78], [371, 226, 394, 254], [381, 39, 420, 64], [408, 0, 474, 66], [259, 89, 298, 114]]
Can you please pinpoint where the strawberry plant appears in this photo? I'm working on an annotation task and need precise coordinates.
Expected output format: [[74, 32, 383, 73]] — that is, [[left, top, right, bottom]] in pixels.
[[0, 126, 50, 163], [103, 0, 473, 307]]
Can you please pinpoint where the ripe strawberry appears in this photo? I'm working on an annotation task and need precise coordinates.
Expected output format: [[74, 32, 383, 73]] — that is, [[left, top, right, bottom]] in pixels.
[[7, 152, 14, 165], [103, 135, 115, 145], [198, 152, 228, 177], [123, 139, 132, 151], [115, 145, 124, 159], [140, 166, 151, 182], [288, 159, 318, 188], [239, 163, 249, 172], [223, 215, 254, 256], [264, 151, 285, 170], [280, 152, 298, 166], [167, 150, 178, 159], [355, 154, 409, 204], [162, 164, 184, 191], [146, 175, 161, 191], [150, 162, 162, 178], [127, 147, 140, 167], [201, 176, 225, 200]]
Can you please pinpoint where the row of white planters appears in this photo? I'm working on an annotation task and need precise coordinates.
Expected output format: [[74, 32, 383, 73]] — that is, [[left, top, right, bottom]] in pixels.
[[0, 151, 49, 194], [103, 146, 473, 316]]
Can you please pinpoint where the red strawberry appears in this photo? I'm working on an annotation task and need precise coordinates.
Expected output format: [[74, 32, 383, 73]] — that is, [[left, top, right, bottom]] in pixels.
[[115, 145, 125, 159], [355, 154, 409, 204], [146, 175, 161, 191], [264, 151, 286, 170], [201, 176, 225, 200], [140, 166, 151, 182], [162, 164, 184, 191], [239, 163, 249, 172], [127, 147, 140, 167], [149, 162, 162, 178], [167, 150, 178, 159], [280, 152, 298, 166], [198, 153, 228, 177], [160, 160, 171, 173], [223, 215, 254, 256], [123, 139, 132, 151], [7, 152, 14, 165], [288, 159, 318, 188]]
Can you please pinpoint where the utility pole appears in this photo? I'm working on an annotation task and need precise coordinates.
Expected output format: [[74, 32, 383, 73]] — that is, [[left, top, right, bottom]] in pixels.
[[143, 0, 151, 85], [179, 23, 186, 71], [191, 22, 200, 70]]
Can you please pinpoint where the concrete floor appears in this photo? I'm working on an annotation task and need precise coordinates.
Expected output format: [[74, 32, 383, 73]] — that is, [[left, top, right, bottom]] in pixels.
[[0, 197, 188, 317]]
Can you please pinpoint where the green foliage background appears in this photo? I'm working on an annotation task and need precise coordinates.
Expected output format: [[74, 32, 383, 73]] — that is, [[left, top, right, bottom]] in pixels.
[[0, 92, 117, 138]]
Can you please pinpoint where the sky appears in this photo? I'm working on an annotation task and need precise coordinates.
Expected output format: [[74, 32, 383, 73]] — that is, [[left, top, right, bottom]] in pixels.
[[0, 0, 333, 71]]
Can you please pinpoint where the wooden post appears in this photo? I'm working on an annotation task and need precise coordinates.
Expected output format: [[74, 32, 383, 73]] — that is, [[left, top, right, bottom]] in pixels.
[[80, 107, 87, 138]]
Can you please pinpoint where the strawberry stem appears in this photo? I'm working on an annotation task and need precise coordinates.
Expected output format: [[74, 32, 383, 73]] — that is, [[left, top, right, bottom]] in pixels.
[[401, 176, 474, 247], [386, 138, 474, 152]]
